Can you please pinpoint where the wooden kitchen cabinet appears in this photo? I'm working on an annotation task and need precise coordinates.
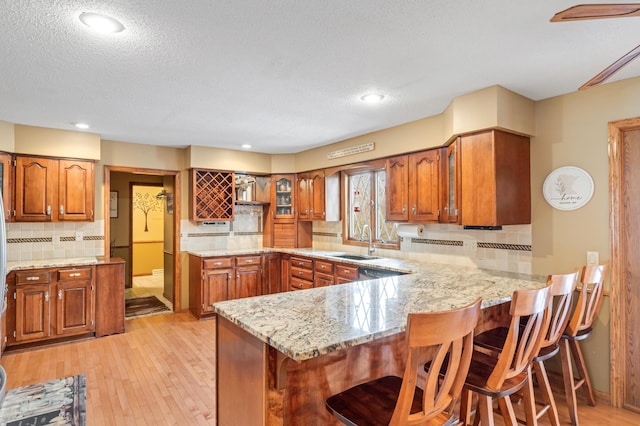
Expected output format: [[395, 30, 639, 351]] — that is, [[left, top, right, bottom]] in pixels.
[[335, 263, 359, 284], [7, 266, 96, 347], [56, 267, 95, 336], [233, 256, 262, 300], [297, 170, 326, 221], [386, 155, 410, 221], [263, 174, 313, 248], [14, 282, 51, 342], [0, 152, 12, 221], [460, 130, 530, 226], [408, 149, 442, 223], [190, 168, 235, 221], [58, 159, 95, 221], [95, 258, 125, 337], [290, 256, 314, 291], [263, 252, 281, 295], [272, 175, 295, 219], [443, 139, 461, 224], [13, 155, 95, 222], [189, 254, 264, 319]]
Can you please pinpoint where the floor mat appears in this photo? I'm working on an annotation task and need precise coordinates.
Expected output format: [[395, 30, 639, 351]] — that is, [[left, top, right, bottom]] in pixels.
[[125, 295, 171, 319], [0, 375, 86, 425]]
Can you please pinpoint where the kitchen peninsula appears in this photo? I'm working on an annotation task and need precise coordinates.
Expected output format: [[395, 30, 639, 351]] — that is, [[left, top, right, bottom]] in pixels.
[[212, 251, 546, 425]]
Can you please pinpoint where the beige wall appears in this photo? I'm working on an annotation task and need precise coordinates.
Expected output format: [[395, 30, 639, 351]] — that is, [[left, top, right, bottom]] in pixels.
[[187, 145, 272, 173], [530, 76, 640, 393], [0, 121, 15, 152], [14, 124, 100, 160]]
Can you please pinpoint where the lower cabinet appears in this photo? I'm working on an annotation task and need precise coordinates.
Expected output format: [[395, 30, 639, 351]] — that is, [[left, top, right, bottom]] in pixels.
[[95, 258, 125, 337], [7, 266, 96, 347], [189, 254, 264, 319]]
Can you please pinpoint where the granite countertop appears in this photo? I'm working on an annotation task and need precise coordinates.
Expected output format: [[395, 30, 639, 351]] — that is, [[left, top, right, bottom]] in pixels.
[[211, 249, 547, 362], [7, 257, 98, 272]]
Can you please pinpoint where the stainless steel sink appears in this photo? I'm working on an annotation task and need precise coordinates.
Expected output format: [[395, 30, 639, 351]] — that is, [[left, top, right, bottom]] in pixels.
[[330, 254, 380, 261]]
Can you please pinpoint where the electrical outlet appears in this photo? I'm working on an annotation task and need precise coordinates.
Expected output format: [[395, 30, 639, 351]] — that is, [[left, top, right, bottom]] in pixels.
[[587, 251, 599, 266], [75, 231, 83, 241]]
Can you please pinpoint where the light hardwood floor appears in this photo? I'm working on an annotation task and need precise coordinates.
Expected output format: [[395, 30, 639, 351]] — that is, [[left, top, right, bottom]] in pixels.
[[1, 312, 639, 425]]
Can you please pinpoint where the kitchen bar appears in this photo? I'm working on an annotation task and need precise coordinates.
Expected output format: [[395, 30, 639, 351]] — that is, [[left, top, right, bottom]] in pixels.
[[213, 255, 546, 425]]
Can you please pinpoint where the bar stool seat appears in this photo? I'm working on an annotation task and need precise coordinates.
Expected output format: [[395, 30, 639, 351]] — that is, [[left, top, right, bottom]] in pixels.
[[326, 298, 482, 426]]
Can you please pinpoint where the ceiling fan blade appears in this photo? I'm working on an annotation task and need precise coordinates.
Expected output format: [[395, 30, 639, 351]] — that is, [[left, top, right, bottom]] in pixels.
[[579, 43, 640, 89], [551, 4, 640, 22]]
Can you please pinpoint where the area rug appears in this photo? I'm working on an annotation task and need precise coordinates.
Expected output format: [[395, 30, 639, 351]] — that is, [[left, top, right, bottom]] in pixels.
[[125, 295, 171, 319], [0, 374, 86, 425]]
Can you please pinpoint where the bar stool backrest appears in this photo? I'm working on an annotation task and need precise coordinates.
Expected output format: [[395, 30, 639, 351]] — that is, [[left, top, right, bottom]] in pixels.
[[541, 271, 579, 349], [565, 264, 608, 338]]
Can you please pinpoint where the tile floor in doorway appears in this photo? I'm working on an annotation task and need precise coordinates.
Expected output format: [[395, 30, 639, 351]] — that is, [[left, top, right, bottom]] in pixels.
[[125, 274, 174, 312]]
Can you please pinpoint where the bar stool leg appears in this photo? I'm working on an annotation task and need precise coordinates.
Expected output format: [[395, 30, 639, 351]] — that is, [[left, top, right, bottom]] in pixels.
[[560, 338, 580, 425], [460, 388, 473, 425], [521, 368, 539, 426], [568, 338, 597, 406], [533, 359, 560, 426], [497, 396, 518, 426]]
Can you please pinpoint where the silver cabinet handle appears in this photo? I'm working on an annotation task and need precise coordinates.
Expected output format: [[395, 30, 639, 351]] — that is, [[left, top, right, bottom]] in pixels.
[[44, 291, 49, 302], [236, 274, 240, 279], [412, 205, 416, 214], [58, 290, 62, 299], [402, 206, 407, 213], [26, 276, 40, 281], [59, 205, 64, 215], [214, 262, 222, 266], [245, 259, 253, 263], [69, 273, 81, 277], [46, 205, 51, 215]]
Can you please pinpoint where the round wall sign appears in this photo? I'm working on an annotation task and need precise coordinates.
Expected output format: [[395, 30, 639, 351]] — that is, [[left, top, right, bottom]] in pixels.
[[543, 166, 594, 211]]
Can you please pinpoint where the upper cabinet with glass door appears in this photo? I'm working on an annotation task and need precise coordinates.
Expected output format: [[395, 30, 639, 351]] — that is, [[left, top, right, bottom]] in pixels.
[[272, 175, 295, 220]]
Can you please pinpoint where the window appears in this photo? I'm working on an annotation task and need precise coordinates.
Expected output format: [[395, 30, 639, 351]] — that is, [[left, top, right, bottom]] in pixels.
[[344, 169, 398, 249]]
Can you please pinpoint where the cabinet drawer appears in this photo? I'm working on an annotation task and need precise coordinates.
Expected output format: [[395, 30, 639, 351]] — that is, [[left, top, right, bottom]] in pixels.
[[203, 257, 233, 269], [315, 260, 334, 274], [335, 264, 359, 281], [314, 272, 334, 287], [236, 255, 261, 266], [290, 257, 313, 270], [58, 267, 92, 281], [291, 266, 313, 281], [15, 270, 51, 285], [290, 277, 313, 291]]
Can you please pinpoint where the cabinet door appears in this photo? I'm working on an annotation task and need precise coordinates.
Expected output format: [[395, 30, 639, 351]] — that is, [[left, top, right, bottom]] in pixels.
[[272, 175, 295, 219], [56, 280, 94, 336], [58, 160, 95, 221], [95, 260, 125, 337], [202, 268, 233, 313], [14, 156, 58, 222], [310, 170, 326, 220], [443, 140, 461, 224], [264, 253, 281, 294], [15, 284, 51, 342], [233, 266, 262, 299], [0, 152, 12, 221], [386, 155, 409, 221], [297, 174, 311, 221], [409, 150, 441, 222]]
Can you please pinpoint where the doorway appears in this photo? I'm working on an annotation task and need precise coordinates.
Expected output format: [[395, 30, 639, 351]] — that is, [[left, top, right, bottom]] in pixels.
[[104, 166, 181, 313], [609, 117, 640, 411]]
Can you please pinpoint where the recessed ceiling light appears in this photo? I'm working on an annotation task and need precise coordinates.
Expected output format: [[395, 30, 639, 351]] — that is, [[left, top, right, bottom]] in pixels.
[[79, 12, 125, 34], [241, 144, 252, 149], [360, 92, 385, 103], [74, 123, 90, 130]]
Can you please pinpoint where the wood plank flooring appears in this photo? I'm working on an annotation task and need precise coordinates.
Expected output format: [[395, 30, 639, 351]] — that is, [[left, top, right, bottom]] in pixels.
[[0, 312, 639, 425]]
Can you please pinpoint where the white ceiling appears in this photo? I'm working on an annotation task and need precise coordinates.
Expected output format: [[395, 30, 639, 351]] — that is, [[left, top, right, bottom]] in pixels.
[[1, 1, 640, 154]]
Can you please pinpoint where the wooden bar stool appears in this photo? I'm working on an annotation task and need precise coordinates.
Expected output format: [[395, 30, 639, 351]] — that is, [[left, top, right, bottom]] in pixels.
[[325, 298, 482, 426], [458, 285, 551, 426], [473, 271, 578, 426], [560, 263, 608, 426]]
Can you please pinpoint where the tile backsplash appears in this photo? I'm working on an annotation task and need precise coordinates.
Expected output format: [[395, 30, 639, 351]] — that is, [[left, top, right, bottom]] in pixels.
[[6, 220, 105, 262], [6, 205, 532, 275]]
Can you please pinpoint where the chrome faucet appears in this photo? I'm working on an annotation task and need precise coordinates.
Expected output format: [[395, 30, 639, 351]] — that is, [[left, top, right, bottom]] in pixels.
[[361, 224, 375, 256]]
